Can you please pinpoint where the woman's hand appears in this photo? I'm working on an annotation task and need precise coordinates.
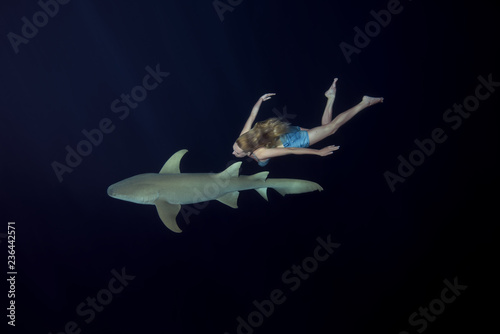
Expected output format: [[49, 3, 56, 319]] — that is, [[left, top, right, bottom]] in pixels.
[[260, 93, 276, 101], [317, 145, 340, 156], [242, 93, 276, 135]]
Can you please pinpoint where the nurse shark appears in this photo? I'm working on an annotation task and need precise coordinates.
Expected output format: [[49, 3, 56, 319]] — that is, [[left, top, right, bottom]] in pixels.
[[107, 149, 323, 232]]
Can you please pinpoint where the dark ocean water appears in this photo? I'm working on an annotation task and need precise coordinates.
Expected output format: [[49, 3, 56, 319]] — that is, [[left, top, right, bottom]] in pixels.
[[1, 0, 499, 333]]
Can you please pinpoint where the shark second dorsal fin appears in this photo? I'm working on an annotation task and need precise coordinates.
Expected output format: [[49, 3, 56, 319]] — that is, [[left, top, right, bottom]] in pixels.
[[248, 172, 269, 201], [217, 162, 242, 179], [159, 149, 188, 174], [248, 171, 269, 181]]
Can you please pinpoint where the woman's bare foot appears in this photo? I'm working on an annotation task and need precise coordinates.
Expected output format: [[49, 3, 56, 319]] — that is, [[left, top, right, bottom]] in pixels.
[[325, 78, 338, 99], [362, 95, 384, 106]]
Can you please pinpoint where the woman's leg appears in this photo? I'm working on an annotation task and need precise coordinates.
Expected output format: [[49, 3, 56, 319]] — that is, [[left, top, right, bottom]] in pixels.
[[307, 96, 383, 146], [322, 78, 338, 125]]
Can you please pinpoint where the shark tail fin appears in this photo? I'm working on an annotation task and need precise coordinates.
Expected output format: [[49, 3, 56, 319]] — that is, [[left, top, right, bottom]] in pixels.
[[248, 171, 269, 201], [267, 178, 323, 196]]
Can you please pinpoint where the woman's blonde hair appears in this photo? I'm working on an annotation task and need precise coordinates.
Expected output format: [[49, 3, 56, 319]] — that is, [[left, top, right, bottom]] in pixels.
[[236, 118, 290, 153]]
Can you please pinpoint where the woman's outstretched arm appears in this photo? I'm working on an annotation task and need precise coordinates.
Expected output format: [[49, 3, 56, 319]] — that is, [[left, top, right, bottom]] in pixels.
[[239, 93, 276, 136], [255, 145, 339, 159]]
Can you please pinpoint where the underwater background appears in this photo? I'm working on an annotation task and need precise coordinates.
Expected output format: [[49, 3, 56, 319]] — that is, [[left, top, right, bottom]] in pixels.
[[1, 0, 499, 333]]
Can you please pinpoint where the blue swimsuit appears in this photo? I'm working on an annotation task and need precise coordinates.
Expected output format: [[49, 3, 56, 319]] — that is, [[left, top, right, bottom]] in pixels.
[[252, 126, 310, 167]]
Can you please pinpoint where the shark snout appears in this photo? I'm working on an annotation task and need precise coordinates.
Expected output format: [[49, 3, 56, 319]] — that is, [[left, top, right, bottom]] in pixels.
[[107, 185, 116, 198]]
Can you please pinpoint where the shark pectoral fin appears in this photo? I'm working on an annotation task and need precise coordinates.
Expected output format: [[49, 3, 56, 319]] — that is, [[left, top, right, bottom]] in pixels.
[[255, 188, 268, 201], [154, 200, 182, 233], [216, 191, 239, 208], [159, 149, 188, 174]]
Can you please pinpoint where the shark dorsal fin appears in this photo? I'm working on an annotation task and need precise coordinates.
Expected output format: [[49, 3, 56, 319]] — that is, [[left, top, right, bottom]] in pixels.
[[248, 171, 269, 181], [217, 162, 242, 179], [159, 149, 188, 174]]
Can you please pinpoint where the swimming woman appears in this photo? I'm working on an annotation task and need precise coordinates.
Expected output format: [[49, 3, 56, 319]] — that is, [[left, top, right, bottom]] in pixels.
[[232, 78, 383, 166]]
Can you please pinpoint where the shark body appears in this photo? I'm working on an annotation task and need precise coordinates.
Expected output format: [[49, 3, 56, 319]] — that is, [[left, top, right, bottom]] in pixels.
[[107, 149, 323, 232]]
